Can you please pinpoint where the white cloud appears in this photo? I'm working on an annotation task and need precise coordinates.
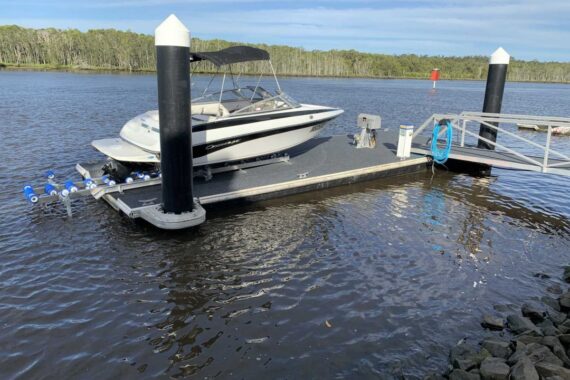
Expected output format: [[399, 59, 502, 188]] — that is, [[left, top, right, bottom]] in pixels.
[[182, 1, 570, 60]]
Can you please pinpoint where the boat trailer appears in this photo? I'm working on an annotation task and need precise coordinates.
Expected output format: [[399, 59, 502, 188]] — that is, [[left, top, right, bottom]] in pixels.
[[23, 154, 290, 218]]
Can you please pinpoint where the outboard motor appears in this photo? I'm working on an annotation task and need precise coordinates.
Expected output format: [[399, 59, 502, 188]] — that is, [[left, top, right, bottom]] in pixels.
[[102, 160, 133, 183]]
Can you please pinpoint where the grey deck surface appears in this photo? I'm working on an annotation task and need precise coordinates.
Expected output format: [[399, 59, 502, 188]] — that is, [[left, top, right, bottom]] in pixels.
[[109, 130, 428, 210], [412, 142, 570, 176]]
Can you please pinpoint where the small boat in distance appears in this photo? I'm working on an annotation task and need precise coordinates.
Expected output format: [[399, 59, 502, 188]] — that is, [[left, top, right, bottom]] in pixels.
[[92, 46, 344, 168]]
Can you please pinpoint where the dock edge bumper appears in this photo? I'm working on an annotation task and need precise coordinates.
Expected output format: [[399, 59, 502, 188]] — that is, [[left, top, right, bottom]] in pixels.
[[138, 200, 206, 229]]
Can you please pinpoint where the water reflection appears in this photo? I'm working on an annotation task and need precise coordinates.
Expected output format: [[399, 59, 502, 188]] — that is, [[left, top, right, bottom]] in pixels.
[[390, 188, 409, 219], [147, 204, 327, 377], [421, 190, 446, 227], [455, 177, 494, 260], [136, 169, 569, 377], [444, 174, 569, 235]]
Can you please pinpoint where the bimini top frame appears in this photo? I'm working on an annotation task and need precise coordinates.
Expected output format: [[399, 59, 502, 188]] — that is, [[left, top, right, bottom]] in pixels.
[[190, 45, 282, 103]]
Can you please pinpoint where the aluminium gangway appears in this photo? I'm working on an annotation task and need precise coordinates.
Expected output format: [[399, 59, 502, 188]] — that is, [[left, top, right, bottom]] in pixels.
[[411, 112, 570, 176]]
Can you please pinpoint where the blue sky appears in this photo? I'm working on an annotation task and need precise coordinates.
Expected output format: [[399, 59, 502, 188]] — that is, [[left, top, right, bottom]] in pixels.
[[1, 0, 569, 62]]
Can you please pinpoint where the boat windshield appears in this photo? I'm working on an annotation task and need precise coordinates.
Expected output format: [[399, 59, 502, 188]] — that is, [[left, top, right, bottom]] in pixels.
[[192, 86, 300, 116], [193, 86, 266, 104], [233, 90, 300, 115]]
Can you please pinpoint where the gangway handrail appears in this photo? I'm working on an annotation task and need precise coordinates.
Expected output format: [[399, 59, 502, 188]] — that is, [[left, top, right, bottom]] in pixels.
[[458, 113, 570, 161], [548, 161, 570, 169], [412, 112, 570, 174], [451, 125, 544, 167], [470, 118, 570, 161], [465, 117, 570, 129], [461, 112, 570, 125]]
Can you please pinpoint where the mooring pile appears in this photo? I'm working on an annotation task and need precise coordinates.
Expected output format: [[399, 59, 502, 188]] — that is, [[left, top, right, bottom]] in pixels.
[[436, 268, 570, 380]]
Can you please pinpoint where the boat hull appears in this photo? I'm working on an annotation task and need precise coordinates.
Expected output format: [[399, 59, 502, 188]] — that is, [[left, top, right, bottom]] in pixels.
[[193, 119, 328, 166], [92, 106, 343, 166]]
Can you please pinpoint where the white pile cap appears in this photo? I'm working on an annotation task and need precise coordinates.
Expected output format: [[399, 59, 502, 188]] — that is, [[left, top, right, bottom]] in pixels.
[[490, 47, 510, 65], [155, 14, 190, 48]]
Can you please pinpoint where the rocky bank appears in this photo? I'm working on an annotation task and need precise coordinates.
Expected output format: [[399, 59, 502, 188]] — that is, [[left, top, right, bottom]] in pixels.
[[430, 267, 570, 380]]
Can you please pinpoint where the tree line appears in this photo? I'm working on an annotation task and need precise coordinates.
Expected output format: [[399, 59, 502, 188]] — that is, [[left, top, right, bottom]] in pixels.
[[1, 25, 569, 83]]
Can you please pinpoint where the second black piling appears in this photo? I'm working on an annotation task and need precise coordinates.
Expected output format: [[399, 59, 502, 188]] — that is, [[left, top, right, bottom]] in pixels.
[[478, 47, 510, 150]]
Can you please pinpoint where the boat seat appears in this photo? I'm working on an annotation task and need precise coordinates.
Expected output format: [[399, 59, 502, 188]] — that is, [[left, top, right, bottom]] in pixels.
[[191, 102, 229, 118], [222, 100, 252, 113]]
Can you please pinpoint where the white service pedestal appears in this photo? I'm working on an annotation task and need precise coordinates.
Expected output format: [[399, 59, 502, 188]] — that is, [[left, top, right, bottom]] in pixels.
[[397, 125, 414, 159]]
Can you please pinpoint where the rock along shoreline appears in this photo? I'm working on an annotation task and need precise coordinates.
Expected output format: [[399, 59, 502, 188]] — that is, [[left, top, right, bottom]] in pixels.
[[428, 267, 570, 380]]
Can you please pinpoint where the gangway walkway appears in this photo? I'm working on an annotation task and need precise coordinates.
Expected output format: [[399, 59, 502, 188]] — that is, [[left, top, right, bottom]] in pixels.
[[411, 112, 570, 176]]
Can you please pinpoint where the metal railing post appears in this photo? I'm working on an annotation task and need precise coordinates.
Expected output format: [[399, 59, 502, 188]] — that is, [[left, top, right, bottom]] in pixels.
[[412, 115, 435, 139], [543, 125, 552, 173], [461, 119, 467, 147]]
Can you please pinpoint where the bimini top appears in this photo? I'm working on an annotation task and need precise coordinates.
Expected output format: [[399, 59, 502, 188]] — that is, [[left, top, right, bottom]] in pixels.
[[190, 46, 270, 67]]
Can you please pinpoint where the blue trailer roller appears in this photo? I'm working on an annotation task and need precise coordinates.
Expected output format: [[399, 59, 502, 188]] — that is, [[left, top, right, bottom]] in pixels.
[[64, 180, 78, 193], [45, 170, 55, 180], [102, 175, 116, 186], [84, 178, 96, 189], [23, 185, 39, 203], [44, 184, 57, 196]]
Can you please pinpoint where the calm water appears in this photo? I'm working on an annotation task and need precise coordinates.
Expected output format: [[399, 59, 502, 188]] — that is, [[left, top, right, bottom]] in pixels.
[[1, 71, 569, 379]]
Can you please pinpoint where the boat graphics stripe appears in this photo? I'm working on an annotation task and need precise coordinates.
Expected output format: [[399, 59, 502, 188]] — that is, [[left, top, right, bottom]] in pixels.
[[192, 117, 335, 158], [192, 108, 336, 132]]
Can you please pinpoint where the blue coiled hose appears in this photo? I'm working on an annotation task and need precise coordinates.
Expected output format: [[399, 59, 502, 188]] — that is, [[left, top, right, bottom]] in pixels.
[[431, 119, 453, 164]]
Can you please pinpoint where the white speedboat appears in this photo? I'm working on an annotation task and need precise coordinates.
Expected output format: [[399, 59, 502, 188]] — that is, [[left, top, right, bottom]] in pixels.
[[92, 46, 343, 168]]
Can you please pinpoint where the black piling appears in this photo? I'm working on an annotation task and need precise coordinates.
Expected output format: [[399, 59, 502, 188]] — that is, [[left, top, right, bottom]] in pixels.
[[155, 15, 193, 214], [477, 47, 510, 150]]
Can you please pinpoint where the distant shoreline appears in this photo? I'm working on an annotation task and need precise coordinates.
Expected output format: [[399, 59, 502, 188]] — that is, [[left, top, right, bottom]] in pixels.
[[1, 63, 569, 84], [2, 25, 569, 83]]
